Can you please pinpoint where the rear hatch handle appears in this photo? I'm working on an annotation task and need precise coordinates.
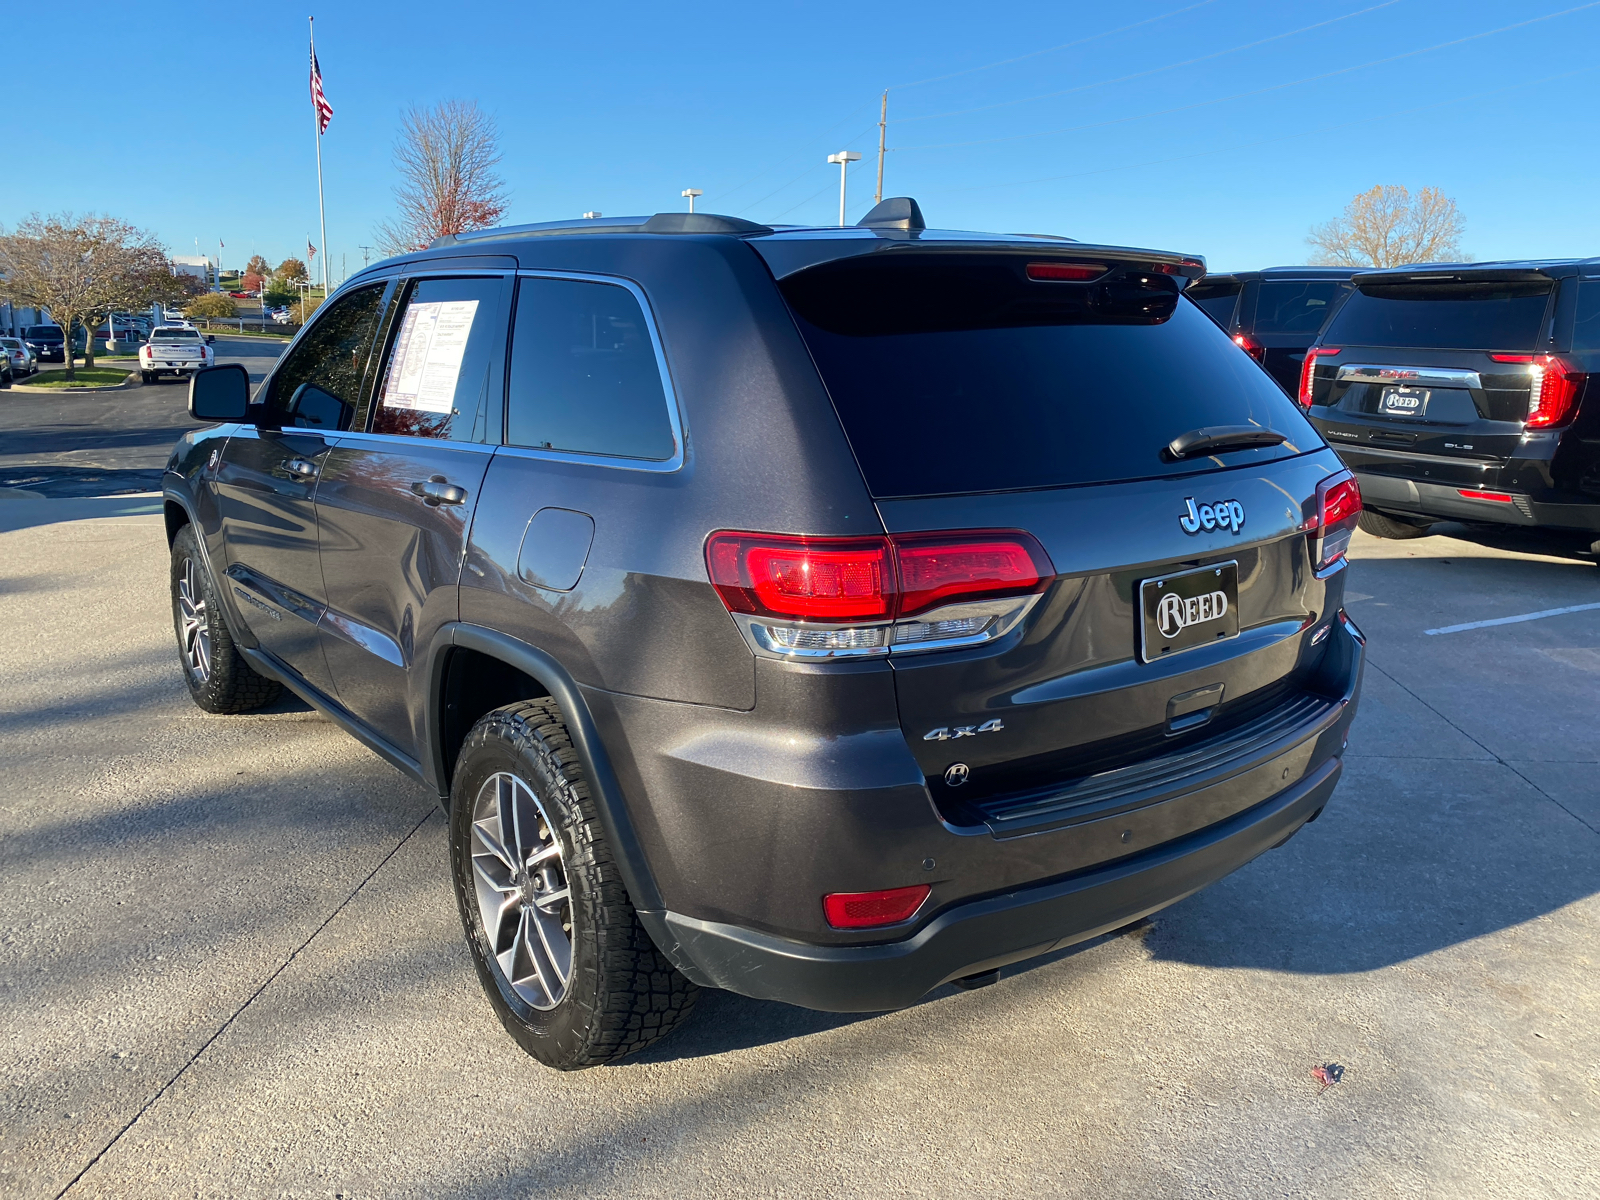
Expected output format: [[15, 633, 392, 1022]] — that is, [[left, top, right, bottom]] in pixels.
[[1164, 425, 1288, 461]]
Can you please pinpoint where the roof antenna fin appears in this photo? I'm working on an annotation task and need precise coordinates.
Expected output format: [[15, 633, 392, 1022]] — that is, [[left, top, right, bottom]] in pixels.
[[857, 197, 925, 232]]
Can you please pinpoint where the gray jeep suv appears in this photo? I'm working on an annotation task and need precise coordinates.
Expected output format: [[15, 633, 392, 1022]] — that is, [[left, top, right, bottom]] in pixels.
[[163, 200, 1366, 1070]]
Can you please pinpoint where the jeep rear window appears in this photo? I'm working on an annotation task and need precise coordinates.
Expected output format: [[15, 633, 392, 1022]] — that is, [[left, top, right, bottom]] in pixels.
[[1324, 280, 1553, 350], [779, 255, 1314, 498]]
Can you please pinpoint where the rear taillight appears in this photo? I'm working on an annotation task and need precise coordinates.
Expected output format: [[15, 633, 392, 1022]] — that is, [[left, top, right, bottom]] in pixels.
[[1304, 471, 1361, 571], [706, 529, 1054, 659], [1489, 353, 1584, 428], [1233, 333, 1265, 363], [823, 885, 930, 930], [1298, 347, 1341, 406]]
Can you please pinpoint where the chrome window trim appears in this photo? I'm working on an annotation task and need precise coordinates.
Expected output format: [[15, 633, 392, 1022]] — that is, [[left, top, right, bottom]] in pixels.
[[498, 269, 686, 474], [1335, 364, 1483, 389], [328, 429, 498, 455]]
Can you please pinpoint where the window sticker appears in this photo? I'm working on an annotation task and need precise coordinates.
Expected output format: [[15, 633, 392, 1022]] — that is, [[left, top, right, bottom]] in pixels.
[[382, 299, 479, 413]]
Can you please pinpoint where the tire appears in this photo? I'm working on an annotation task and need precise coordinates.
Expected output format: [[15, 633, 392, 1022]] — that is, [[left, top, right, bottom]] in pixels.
[[140, 371, 153, 384], [449, 698, 698, 1070], [1359, 510, 1433, 540], [169, 524, 282, 713]]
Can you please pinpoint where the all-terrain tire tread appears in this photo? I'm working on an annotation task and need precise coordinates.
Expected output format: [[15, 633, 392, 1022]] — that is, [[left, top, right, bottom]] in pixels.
[[171, 524, 282, 713], [464, 697, 697, 1068]]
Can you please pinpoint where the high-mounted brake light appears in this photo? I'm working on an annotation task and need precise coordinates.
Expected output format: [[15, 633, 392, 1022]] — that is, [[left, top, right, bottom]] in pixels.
[[1233, 333, 1266, 363], [1302, 471, 1361, 571], [706, 530, 1055, 659], [1489, 353, 1584, 428], [823, 885, 930, 930], [1026, 261, 1108, 282], [1298, 347, 1341, 406]]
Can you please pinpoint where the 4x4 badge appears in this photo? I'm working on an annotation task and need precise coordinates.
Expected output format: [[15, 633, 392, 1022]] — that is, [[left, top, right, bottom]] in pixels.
[[924, 719, 1003, 741], [1180, 497, 1245, 535]]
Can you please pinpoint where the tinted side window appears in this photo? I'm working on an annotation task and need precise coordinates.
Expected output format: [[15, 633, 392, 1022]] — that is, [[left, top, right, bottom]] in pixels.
[[371, 275, 507, 442], [1185, 282, 1240, 328], [1573, 278, 1600, 354], [505, 277, 676, 460], [1324, 281, 1554, 350], [266, 284, 387, 430], [1253, 281, 1343, 336]]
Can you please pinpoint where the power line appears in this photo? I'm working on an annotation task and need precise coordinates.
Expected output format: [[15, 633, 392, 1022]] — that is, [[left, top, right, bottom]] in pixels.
[[896, 0, 1406, 125], [887, 0, 1223, 91], [939, 64, 1594, 196], [734, 125, 879, 216], [894, 1, 1600, 152], [707, 103, 878, 209]]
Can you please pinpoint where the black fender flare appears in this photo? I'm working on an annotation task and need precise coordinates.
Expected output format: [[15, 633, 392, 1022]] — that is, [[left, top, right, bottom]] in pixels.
[[427, 623, 665, 915]]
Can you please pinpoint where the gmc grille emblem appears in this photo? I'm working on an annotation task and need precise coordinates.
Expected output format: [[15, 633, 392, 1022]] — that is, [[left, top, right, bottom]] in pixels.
[[1180, 498, 1245, 535]]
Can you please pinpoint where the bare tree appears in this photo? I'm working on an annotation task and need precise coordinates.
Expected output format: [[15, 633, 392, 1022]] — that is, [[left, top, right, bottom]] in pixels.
[[1307, 185, 1465, 268], [0, 213, 179, 379], [375, 100, 508, 255]]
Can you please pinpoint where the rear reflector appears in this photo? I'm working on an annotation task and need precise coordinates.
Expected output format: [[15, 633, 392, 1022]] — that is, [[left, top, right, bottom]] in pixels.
[[1233, 333, 1266, 363], [1298, 347, 1341, 406], [823, 884, 931, 929], [1026, 261, 1108, 281], [1458, 489, 1513, 502]]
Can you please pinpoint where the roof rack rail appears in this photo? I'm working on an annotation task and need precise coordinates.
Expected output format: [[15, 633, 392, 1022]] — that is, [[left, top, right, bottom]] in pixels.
[[428, 212, 772, 249]]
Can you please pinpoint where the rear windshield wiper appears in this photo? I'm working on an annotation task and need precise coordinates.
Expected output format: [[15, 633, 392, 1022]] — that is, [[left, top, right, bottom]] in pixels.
[[1164, 425, 1288, 461]]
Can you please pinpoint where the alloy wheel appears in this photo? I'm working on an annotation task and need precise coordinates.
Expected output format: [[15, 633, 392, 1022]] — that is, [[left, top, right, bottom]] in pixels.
[[176, 557, 211, 682], [470, 771, 574, 1009]]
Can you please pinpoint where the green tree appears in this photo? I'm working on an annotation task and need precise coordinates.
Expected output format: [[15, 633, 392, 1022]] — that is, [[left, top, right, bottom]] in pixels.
[[185, 293, 236, 319], [263, 279, 299, 307]]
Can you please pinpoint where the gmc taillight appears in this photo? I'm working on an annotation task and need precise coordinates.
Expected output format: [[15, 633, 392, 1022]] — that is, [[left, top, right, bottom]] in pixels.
[[706, 529, 1054, 658], [1233, 333, 1266, 363], [1303, 471, 1362, 571], [1489, 353, 1585, 428], [1298, 347, 1341, 406]]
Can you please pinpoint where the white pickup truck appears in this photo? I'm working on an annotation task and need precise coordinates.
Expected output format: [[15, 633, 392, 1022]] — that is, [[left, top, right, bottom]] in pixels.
[[139, 326, 214, 383]]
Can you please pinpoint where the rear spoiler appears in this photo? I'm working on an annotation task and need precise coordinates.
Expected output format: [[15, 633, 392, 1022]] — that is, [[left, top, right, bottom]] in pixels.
[[755, 236, 1206, 286], [1351, 267, 1564, 286]]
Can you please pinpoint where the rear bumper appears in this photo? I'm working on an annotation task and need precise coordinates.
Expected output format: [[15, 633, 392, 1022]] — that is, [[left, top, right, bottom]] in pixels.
[[646, 757, 1341, 1011], [1358, 471, 1600, 532]]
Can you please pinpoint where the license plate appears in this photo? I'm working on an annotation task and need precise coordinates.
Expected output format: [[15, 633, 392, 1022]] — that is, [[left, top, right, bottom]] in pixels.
[[1379, 386, 1429, 416], [1139, 561, 1240, 663]]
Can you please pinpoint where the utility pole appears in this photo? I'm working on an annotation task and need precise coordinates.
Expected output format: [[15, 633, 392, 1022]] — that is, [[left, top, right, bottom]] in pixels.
[[875, 91, 888, 205], [827, 151, 862, 227], [682, 188, 703, 213], [359, 245, 374, 268]]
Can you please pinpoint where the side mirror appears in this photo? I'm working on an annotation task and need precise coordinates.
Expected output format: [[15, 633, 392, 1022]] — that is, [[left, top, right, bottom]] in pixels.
[[188, 363, 250, 422]]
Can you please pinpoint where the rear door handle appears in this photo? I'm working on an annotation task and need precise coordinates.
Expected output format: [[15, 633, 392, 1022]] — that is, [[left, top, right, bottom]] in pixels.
[[282, 457, 319, 479], [411, 476, 468, 506]]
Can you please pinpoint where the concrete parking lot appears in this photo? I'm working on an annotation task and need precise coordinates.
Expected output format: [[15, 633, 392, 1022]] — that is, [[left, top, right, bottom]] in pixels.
[[2, 369, 1597, 1197]]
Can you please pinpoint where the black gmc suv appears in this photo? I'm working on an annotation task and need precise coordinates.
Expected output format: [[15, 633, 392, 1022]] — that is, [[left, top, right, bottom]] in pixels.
[[1187, 267, 1355, 395], [1302, 260, 1600, 541], [163, 200, 1365, 1069]]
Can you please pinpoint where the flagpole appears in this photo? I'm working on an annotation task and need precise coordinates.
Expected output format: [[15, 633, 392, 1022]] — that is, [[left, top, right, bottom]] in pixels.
[[310, 15, 329, 300]]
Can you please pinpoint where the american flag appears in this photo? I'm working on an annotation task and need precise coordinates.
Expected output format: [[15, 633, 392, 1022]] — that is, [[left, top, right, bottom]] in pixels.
[[310, 46, 333, 134]]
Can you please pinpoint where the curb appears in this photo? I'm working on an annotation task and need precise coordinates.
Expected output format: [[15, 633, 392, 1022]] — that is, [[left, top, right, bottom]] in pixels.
[[6, 370, 139, 395]]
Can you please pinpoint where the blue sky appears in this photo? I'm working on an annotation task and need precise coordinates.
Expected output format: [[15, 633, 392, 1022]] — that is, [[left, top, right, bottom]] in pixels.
[[3, 0, 1594, 280]]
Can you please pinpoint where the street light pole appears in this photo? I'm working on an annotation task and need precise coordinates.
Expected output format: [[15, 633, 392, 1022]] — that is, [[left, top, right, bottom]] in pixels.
[[681, 188, 703, 213], [827, 151, 862, 227]]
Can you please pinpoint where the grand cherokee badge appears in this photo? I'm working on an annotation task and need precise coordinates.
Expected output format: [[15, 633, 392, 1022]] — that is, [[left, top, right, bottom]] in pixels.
[[1180, 497, 1245, 534]]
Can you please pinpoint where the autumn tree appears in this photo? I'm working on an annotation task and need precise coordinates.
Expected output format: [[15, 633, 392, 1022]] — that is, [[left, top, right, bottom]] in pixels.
[[1307, 185, 1465, 268], [276, 257, 308, 282], [0, 213, 180, 378], [245, 253, 272, 278], [375, 99, 508, 255]]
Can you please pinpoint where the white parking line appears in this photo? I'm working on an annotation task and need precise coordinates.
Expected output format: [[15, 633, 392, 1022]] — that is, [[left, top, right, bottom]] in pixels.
[[1424, 602, 1600, 636]]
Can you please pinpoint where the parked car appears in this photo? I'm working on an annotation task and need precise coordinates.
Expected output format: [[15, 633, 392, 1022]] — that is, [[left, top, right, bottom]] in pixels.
[[1, 336, 38, 377], [1187, 267, 1355, 395], [139, 325, 214, 383], [269, 307, 294, 324], [164, 201, 1366, 1070], [22, 324, 67, 363], [1302, 259, 1600, 541]]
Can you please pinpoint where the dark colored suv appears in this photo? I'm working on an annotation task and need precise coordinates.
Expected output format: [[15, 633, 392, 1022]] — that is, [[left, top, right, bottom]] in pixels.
[[163, 200, 1366, 1069], [22, 324, 67, 363], [1302, 260, 1600, 541], [1187, 268, 1355, 395]]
